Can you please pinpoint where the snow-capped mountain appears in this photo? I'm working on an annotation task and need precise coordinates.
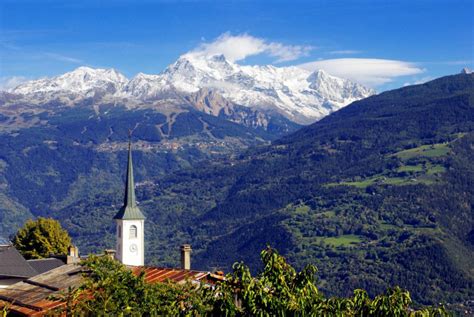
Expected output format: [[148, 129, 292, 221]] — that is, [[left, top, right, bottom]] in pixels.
[[9, 55, 375, 124], [125, 54, 375, 123], [12, 66, 128, 98]]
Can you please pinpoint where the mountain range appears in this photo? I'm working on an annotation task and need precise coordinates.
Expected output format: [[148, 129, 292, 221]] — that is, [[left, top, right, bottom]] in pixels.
[[0, 54, 373, 239], [37, 72, 472, 308], [8, 54, 374, 124], [0, 54, 472, 309], [134, 72, 471, 307]]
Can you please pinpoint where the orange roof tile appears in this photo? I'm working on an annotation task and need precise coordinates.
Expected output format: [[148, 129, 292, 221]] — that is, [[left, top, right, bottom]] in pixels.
[[131, 266, 211, 284], [0, 264, 220, 316], [0, 263, 82, 316]]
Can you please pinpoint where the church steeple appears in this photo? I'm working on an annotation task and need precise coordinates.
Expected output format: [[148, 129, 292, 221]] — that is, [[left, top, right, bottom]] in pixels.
[[114, 134, 145, 220], [114, 132, 145, 266]]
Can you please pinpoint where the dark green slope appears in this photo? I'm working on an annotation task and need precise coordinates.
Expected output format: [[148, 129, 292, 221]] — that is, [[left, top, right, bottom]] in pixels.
[[1, 74, 472, 306], [141, 73, 474, 305], [0, 103, 299, 238]]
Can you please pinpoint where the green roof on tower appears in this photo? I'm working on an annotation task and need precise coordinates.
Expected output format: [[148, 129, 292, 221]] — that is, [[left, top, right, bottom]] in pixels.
[[114, 135, 146, 220]]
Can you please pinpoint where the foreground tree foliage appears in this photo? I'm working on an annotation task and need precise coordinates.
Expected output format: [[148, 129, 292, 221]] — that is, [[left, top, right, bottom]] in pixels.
[[12, 217, 71, 259], [52, 255, 215, 316], [212, 248, 449, 316], [54, 247, 450, 316]]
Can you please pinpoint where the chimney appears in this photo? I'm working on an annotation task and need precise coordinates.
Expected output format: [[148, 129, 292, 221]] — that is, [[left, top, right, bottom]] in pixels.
[[180, 244, 192, 270], [68, 245, 78, 257], [51, 245, 80, 264], [66, 245, 80, 264], [104, 249, 116, 260]]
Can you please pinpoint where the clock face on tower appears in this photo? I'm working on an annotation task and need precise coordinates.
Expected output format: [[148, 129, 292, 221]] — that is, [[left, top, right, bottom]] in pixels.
[[129, 244, 138, 252]]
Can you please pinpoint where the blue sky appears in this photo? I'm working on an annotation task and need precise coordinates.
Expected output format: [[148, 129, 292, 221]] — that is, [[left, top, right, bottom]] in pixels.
[[0, 0, 472, 91]]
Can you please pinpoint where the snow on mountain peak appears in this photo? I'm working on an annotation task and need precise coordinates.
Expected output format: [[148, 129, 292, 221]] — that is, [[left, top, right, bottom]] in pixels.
[[8, 57, 375, 124], [12, 66, 128, 96], [153, 56, 375, 123]]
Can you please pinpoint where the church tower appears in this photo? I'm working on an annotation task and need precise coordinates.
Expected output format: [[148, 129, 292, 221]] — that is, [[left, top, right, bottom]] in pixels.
[[114, 136, 145, 266]]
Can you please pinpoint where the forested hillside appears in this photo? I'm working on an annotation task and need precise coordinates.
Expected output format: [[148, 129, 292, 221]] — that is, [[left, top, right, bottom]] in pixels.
[[0, 102, 300, 235], [128, 73, 472, 305], [1, 73, 473, 306]]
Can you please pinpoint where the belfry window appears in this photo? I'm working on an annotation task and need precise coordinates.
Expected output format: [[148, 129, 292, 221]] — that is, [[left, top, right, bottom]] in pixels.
[[118, 225, 121, 237], [130, 225, 138, 239]]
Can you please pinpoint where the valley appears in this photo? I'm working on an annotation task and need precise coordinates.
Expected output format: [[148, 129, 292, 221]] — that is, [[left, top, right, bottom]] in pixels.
[[0, 69, 472, 307], [1, 0, 472, 314]]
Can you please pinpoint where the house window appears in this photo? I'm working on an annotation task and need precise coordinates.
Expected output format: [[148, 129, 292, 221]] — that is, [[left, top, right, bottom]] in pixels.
[[129, 225, 138, 239]]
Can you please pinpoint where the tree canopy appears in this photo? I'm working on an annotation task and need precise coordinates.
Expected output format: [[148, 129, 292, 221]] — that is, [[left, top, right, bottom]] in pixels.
[[12, 217, 72, 259], [53, 247, 449, 316]]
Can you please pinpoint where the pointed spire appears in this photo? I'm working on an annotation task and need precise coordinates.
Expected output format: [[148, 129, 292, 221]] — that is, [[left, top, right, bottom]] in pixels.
[[114, 131, 145, 220], [123, 131, 136, 207]]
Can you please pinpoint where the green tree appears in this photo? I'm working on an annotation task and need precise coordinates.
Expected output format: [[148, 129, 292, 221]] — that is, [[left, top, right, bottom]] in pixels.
[[52, 255, 215, 316], [212, 246, 321, 315], [12, 217, 72, 259], [212, 247, 450, 317], [51, 247, 450, 316]]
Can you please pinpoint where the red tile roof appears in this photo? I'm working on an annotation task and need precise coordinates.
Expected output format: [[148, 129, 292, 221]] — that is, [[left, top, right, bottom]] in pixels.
[[132, 266, 211, 284], [0, 263, 82, 316], [0, 264, 222, 316]]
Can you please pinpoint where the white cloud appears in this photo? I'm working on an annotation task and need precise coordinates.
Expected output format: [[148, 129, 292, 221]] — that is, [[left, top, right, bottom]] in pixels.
[[329, 50, 362, 55], [43, 52, 83, 64], [0, 76, 29, 91], [298, 58, 424, 87], [187, 33, 313, 63]]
